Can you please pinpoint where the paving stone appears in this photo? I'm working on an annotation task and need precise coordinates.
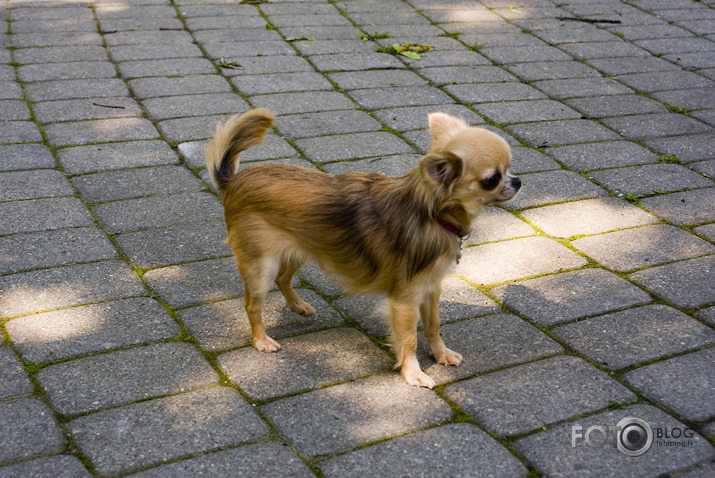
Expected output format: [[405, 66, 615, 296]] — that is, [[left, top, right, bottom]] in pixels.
[[115, 221, 233, 269], [559, 41, 651, 59], [295, 132, 413, 162], [533, 192, 658, 237], [444, 82, 547, 104], [108, 43, 203, 63], [126, 441, 313, 478], [625, 348, 715, 422], [0, 227, 118, 275], [319, 423, 529, 478], [574, 224, 715, 272], [474, 99, 582, 125], [514, 404, 715, 478], [445, 356, 635, 437], [553, 304, 715, 370], [6, 298, 180, 364], [585, 56, 682, 75], [504, 60, 602, 82], [94, 192, 223, 234], [142, 93, 249, 120], [629, 255, 715, 309], [0, 455, 91, 478], [651, 87, 715, 112], [639, 188, 715, 226], [44, 117, 160, 147], [0, 398, 65, 464], [18, 61, 117, 82], [118, 57, 217, 79], [0, 81, 22, 100], [348, 85, 454, 110], [0, 100, 31, 121], [274, 110, 382, 140], [532, 77, 634, 99], [617, 71, 712, 93], [232, 71, 334, 96], [12, 31, 102, 48], [544, 141, 661, 171], [104, 29, 194, 47], [564, 94, 670, 118], [418, 65, 519, 86], [38, 342, 219, 415], [694, 223, 715, 242], [399, 50, 492, 68], [0, 197, 93, 235], [69, 387, 270, 476], [217, 56, 315, 77], [14, 45, 107, 65], [0, 144, 55, 171], [456, 236, 588, 286], [601, 113, 711, 141], [218, 328, 393, 401], [57, 140, 178, 174], [158, 114, 237, 143], [33, 97, 143, 123], [179, 135, 299, 168], [506, 119, 621, 148], [635, 37, 715, 55], [178, 289, 344, 352], [371, 104, 484, 132], [250, 91, 356, 116], [643, 134, 715, 163], [588, 163, 715, 196], [24, 78, 128, 102], [509, 147, 562, 174], [202, 40, 296, 59], [127, 75, 231, 99], [0, 347, 33, 399], [480, 45, 572, 64], [0, 169, 73, 201], [263, 374, 453, 458], [492, 268, 652, 327], [698, 306, 715, 326], [468, 206, 537, 244], [503, 170, 609, 210], [0, 121, 43, 143]]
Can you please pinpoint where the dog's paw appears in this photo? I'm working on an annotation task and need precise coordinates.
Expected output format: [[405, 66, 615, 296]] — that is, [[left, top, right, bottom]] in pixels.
[[289, 299, 316, 317], [253, 336, 281, 352], [436, 349, 462, 366], [403, 369, 436, 389]]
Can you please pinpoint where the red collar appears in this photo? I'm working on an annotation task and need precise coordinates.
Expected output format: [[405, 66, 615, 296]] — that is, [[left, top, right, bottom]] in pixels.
[[436, 216, 466, 238]]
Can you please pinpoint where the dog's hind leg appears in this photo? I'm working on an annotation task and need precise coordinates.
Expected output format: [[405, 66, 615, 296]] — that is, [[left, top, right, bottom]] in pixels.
[[275, 255, 315, 317], [420, 285, 462, 366], [239, 256, 282, 352], [389, 295, 436, 389]]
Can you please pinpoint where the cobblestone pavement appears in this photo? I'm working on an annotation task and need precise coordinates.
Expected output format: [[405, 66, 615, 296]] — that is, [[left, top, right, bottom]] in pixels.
[[1, 0, 714, 476]]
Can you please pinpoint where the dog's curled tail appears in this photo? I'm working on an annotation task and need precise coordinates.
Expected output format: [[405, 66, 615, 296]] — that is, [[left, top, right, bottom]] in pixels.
[[205, 108, 276, 196]]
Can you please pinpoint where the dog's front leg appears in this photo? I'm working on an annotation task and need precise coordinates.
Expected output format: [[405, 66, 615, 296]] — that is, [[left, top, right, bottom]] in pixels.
[[389, 296, 435, 389], [420, 285, 462, 366]]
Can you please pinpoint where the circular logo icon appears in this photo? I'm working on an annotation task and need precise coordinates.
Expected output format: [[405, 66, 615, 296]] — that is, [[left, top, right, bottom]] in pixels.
[[616, 417, 653, 457]]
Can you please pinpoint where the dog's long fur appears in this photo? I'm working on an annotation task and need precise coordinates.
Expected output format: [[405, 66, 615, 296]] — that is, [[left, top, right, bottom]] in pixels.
[[206, 108, 520, 388]]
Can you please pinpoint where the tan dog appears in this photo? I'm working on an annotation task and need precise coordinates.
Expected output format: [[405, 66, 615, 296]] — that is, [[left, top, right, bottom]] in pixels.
[[205, 109, 521, 388]]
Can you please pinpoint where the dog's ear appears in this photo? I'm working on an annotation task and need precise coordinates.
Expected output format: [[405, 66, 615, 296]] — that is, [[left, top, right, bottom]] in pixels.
[[421, 152, 463, 186], [428, 113, 469, 152]]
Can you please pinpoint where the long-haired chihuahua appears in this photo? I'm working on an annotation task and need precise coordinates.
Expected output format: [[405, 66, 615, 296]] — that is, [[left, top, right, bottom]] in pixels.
[[205, 109, 521, 388]]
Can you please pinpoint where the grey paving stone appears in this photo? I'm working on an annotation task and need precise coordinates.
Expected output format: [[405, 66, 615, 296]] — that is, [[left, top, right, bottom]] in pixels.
[[445, 356, 635, 437], [0, 81, 22, 100], [319, 423, 528, 478], [128, 75, 230, 100], [274, 110, 382, 140], [0, 455, 91, 478], [0, 121, 43, 143], [263, 374, 453, 457], [418, 64, 519, 85], [544, 141, 661, 171], [12, 31, 102, 48], [664, 50, 715, 70], [521, 196, 658, 238], [0, 347, 33, 399], [509, 146, 562, 174], [398, 50, 493, 69], [18, 61, 118, 82], [629, 255, 715, 309], [69, 387, 270, 476], [277, 25, 360, 41], [44, 117, 160, 147], [250, 91, 356, 116], [698, 306, 715, 326], [370, 104, 484, 132], [0, 100, 31, 121], [14, 45, 107, 65], [694, 223, 715, 242], [202, 40, 296, 59], [0, 398, 65, 464], [643, 134, 715, 163], [559, 41, 651, 60], [480, 45, 572, 64], [506, 120, 621, 148], [126, 441, 313, 478], [94, 192, 223, 234], [574, 224, 715, 272], [38, 342, 219, 415], [0, 197, 93, 235], [564, 94, 670, 119], [0, 228, 117, 275], [625, 348, 715, 422], [639, 188, 715, 226], [514, 404, 715, 478], [218, 328, 393, 400], [72, 165, 202, 203], [652, 87, 715, 112], [0, 144, 55, 171], [601, 113, 711, 141], [0, 261, 147, 318], [158, 114, 235, 143], [115, 221, 232, 269], [348, 86, 454, 110], [57, 140, 178, 174], [504, 60, 602, 82], [6, 297, 180, 364], [635, 37, 715, 55], [468, 206, 537, 244], [504, 170, 609, 210], [104, 29, 194, 47], [456, 236, 588, 286], [178, 289, 344, 352], [33, 97, 143, 123], [118, 57, 217, 79], [553, 304, 715, 370], [692, 109, 715, 127], [533, 77, 635, 100], [217, 56, 315, 77], [492, 268, 652, 327], [585, 56, 682, 75], [0, 169, 73, 201], [11, 18, 97, 34], [232, 71, 334, 96], [591, 163, 713, 196], [108, 43, 203, 63], [142, 93, 249, 120], [295, 132, 413, 163], [474, 99, 582, 124], [444, 82, 547, 104], [617, 71, 712, 93], [99, 16, 184, 33], [24, 78, 129, 102]]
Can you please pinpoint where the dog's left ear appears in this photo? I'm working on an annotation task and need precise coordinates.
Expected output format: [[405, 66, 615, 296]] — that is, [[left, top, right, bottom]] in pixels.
[[421, 152, 463, 187], [428, 113, 469, 152]]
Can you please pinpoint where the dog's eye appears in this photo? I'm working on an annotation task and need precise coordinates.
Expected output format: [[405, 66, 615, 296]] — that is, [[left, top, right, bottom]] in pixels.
[[480, 172, 502, 190]]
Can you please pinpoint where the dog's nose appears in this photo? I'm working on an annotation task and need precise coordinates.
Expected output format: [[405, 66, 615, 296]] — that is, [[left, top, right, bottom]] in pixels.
[[511, 176, 521, 190]]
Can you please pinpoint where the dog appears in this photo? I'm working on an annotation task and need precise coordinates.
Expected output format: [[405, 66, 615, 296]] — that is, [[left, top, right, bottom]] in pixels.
[[205, 109, 521, 388]]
